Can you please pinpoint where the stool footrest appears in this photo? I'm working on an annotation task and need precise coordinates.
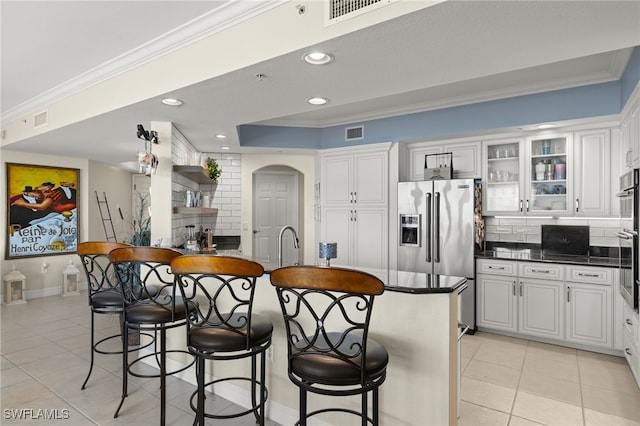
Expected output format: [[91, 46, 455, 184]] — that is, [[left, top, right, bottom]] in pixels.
[[189, 377, 268, 420], [128, 350, 195, 379]]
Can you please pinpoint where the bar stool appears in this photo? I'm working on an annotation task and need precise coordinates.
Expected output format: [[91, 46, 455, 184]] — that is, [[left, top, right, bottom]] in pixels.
[[109, 246, 194, 426], [270, 265, 388, 426], [77, 241, 153, 390], [171, 255, 272, 426]]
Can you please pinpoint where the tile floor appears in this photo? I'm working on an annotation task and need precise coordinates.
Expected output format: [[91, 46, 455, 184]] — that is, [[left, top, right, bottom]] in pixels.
[[460, 331, 640, 426], [1, 292, 639, 425]]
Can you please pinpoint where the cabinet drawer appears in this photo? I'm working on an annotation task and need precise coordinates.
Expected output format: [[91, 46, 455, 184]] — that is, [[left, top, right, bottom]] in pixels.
[[477, 259, 516, 276], [519, 262, 564, 281], [566, 266, 613, 285]]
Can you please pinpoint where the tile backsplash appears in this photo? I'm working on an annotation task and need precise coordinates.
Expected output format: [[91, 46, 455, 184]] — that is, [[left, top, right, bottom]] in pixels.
[[484, 217, 629, 248]]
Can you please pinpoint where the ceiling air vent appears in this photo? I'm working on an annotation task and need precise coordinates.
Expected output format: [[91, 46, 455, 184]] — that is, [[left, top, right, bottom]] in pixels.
[[33, 110, 48, 128], [345, 125, 364, 141], [326, 0, 393, 25]]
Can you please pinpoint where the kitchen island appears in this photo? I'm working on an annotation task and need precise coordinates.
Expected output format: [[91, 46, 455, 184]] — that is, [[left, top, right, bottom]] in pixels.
[[156, 261, 467, 426]]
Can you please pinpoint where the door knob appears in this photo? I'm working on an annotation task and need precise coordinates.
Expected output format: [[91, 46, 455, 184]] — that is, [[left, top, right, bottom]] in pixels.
[[253, 230, 260, 234]]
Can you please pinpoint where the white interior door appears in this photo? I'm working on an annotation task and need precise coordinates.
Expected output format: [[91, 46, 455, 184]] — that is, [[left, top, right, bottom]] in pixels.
[[253, 170, 299, 266]]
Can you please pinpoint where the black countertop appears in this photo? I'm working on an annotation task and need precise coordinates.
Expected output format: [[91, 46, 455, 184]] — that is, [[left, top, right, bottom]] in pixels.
[[176, 251, 468, 294], [385, 270, 468, 294], [476, 248, 627, 267]]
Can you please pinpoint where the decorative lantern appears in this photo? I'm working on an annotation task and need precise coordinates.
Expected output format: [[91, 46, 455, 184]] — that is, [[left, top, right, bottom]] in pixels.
[[63, 260, 81, 296], [319, 242, 338, 267], [3, 264, 27, 304]]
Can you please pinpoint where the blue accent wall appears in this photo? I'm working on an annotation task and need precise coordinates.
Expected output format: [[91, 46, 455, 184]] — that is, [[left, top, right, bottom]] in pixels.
[[622, 47, 640, 106], [239, 46, 640, 149]]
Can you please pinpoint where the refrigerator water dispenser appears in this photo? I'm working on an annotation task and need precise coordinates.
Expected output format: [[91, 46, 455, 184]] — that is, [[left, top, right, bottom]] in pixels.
[[400, 214, 421, 246]]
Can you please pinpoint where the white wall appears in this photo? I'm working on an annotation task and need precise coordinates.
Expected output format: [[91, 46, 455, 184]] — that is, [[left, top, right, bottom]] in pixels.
[[88, 160, 134, 242]]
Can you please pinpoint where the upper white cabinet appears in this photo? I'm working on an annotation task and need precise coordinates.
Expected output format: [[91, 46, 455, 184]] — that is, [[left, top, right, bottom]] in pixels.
[[526, 134, 572, 215], [483, 134, 574, 216], [483, 138, 525, 215], [483, 129, 620, 217], [621, 84, 640, 172], [573, 129, 611, 217], [320, 145, 389, 270], [323, 149, 388, 206], [407, 139, 481, 181], [621, 99, 640, 171]]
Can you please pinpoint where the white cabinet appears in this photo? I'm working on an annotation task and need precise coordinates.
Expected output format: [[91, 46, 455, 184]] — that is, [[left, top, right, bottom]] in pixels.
[[477, 259, 563, 338], [407, 139, 481, 181], [565, 265, 614, 349], [320, 146, 389, 269], [621, 86, 640, 171], [323, 150, 387, 206], [518, 263, 564, 340], [622, 301, 640, 386], [483, 134, 573, 216], [483, 138, 524, 215], [477, 259, 618, 352], [321, 207, 388, 269], [573, 129, 611, 216], [566, 283, 611, 347], [526, 134, 572, 215], [477, 261, 518, 332]]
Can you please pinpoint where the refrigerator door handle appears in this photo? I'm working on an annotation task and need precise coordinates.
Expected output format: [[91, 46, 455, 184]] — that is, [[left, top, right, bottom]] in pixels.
[[434, 192, 441, 263], [426, 192, 432, 263]]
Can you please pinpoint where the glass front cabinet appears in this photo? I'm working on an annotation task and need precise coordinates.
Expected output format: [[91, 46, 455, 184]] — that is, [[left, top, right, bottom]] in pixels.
[[483, 134, 572, 216], [527, 135, 571, 215], [483, 139, 524, 215]]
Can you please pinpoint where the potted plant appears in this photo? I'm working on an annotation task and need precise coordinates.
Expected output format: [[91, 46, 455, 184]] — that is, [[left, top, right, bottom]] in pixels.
[[205, 157, 222, 184]]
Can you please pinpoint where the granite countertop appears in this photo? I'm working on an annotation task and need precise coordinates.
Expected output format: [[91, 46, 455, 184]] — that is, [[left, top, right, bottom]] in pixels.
[[476, 248, 628, 267], [385, 271, 468, 294]]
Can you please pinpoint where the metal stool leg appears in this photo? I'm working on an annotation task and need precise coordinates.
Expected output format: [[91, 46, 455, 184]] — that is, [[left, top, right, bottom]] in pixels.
[[114, 320, 129, 418], [259, 351, 266, 426], [160, 327, 166, 426], [80, 311, 96, 390], [196, 357, 205, 426], [300, 388, 307, 426]]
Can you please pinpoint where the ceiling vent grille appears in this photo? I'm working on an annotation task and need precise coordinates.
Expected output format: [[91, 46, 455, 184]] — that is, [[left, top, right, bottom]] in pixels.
[[33, 110, 48, 128], [345, 125, 364, 141], [326, 0, 393, 25]]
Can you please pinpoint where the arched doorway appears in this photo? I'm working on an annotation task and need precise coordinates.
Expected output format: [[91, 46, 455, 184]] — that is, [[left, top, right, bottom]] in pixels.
[[252, 166, 302, 267]]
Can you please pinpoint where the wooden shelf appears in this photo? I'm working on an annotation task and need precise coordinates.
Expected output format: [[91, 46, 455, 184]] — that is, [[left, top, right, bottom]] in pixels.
[[173, 207, 218, 214], [172, 165, 212, 184]]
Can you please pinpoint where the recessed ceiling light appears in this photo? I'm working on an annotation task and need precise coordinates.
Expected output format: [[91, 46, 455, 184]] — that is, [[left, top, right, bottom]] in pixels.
[[303, 52, 334, 65], [308, 97, 328, 105], [537, 123, 556, 129], [215, 134, 226, 139], [161, 98, 183, 106], [221, 146, 230, 150]]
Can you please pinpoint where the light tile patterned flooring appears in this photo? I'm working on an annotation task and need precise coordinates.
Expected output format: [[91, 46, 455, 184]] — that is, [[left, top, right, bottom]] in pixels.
[[1, 292, 639, 425], [460, 331, 640, 426]]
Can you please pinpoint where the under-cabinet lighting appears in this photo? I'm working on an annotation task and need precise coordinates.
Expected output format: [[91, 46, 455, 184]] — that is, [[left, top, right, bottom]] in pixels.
[[215, 134, 226, 139], [221, 146, 230, 150], [537, 123, 556, 129]]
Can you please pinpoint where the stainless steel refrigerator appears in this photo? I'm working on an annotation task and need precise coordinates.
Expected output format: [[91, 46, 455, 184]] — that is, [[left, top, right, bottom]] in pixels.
[[398, 179, 477, 330]]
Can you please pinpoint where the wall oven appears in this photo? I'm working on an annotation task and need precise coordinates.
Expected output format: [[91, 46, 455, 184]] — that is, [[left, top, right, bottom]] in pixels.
[[617, 169, 639, 312]]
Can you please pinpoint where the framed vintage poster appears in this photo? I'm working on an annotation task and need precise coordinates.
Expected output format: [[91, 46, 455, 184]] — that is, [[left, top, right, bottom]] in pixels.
[[6, 163, 79, 259]]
